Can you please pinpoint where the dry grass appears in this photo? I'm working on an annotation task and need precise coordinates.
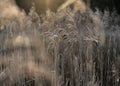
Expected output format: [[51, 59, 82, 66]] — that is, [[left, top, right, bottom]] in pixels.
[[0, 2, 120, 86]]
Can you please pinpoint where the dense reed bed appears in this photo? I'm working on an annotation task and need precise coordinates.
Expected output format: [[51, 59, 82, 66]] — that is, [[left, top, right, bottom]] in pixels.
[[0, 8, 120, 86]]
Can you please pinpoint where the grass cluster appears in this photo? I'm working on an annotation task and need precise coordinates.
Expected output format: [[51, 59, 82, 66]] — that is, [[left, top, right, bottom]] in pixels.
[[0, 8, 120, 86]]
